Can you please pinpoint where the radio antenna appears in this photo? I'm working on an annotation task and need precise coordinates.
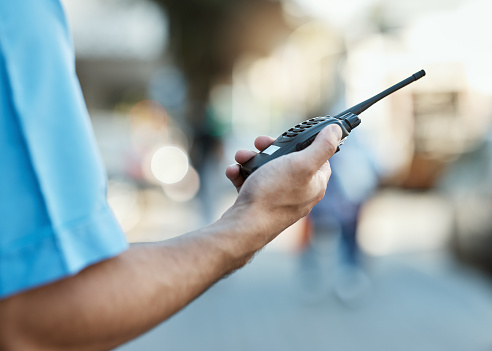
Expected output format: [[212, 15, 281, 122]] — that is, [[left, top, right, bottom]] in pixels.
[[335, 69, 426, 118]]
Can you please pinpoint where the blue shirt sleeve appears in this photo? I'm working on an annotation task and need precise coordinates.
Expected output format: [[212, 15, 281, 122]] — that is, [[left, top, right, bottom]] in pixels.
[[0, 0, 128, 299]]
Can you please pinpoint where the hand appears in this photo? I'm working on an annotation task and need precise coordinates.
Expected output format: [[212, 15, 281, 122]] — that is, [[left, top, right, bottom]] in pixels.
[[225, 124, 342, 245]]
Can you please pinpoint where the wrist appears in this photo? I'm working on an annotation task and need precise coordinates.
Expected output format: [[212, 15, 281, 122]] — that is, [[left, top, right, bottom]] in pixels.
[[219, 200, 289, 251], [211, 203, 268, 269]]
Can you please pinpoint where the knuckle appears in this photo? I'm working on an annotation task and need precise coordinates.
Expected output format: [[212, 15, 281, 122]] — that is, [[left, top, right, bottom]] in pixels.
[[301, 209, 311, 218], [315, 188, 326, 203], [325, 165, 332, 178], [299, 204, 312, 219], [290, 156, 315, 178], [322, 167, 332, 183]]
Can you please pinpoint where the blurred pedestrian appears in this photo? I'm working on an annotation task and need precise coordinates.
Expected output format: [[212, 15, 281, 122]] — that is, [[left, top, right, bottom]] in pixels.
[[300, 131, 378, 302]]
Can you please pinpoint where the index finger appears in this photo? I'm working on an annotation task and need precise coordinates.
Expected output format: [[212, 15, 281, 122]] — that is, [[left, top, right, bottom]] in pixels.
[[254, 136, 275, 152]]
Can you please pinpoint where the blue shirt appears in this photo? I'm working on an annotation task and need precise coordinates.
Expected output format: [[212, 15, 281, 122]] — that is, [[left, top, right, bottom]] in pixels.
[[0, 0, 128, 299]]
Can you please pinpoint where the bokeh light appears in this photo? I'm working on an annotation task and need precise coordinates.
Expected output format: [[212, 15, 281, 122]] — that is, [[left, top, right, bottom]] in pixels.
[[150, 145, 189, 184]]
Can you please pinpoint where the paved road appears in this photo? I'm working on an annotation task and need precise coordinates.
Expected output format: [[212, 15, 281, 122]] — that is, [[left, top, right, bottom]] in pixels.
[[116, 251, 492, 351]]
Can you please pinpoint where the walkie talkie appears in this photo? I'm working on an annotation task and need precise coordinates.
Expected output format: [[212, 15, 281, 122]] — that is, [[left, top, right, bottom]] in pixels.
[[240, 70, 426, 179]]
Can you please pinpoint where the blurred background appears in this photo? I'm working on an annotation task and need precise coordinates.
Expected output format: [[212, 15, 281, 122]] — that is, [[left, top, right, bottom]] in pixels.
[[61, 0, 492, 349]]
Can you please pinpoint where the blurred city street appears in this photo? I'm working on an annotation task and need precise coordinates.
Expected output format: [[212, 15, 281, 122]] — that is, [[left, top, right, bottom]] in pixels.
[[4, 0, 492, 349], [58, 0, 492, 349], [116, 250, 492, 351]]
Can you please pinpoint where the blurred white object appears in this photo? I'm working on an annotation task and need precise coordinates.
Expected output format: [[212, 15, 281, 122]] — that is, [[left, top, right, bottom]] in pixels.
[[150, 146, 189, 184], [62, 0, 168, 59]]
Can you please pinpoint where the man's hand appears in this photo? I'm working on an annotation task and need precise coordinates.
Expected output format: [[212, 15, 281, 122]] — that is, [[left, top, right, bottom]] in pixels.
[[225, 124, 342, 246], [0, 124, 341, 351]]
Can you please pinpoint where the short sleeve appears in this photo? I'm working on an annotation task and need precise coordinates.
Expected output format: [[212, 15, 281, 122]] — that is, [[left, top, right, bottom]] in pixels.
[[0, 0, 128, 299]]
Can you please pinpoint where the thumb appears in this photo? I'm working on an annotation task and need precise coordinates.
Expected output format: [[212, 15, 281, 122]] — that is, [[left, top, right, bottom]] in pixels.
[[296, 124, 342, 172]]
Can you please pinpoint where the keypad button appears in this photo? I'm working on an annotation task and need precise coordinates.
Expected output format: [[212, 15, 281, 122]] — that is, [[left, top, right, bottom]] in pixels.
[[296, 135, 317, 151]]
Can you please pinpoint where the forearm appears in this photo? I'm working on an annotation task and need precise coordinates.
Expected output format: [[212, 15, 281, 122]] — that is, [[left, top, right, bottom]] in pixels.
[[0, 125, 342, 351], [0, 207, 260, 351]]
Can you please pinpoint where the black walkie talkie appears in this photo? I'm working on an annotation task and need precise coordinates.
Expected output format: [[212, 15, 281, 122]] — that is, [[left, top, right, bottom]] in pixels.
[[240, 70, 426, 179]]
